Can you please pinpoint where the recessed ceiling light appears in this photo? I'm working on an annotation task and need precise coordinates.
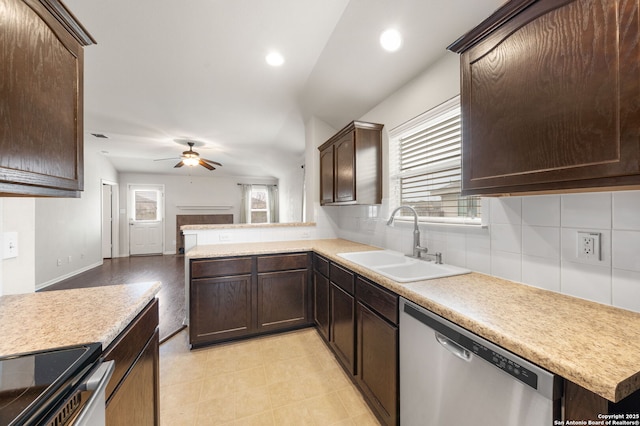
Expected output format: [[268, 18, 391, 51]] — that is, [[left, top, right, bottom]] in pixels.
[[380, 29, 402, 52], [265, 51, 285, 67]]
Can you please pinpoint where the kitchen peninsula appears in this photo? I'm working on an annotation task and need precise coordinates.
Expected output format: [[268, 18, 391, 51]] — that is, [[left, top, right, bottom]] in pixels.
[[186, 238, 640, 422], [0, 281, 161, 424]]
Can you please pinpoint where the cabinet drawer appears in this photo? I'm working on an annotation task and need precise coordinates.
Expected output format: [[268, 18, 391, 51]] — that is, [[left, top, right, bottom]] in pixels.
[[356, 277, 398, 325], [313, 254, 329, 277], [330, 262, 354, 294], [191, 257, 252, 278], [257, 253, 308, 273]]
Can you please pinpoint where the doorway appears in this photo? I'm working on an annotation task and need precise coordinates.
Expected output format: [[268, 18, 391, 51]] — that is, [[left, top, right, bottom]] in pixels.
[[128, 184, 164, 256], [101, 181, 118, 259]]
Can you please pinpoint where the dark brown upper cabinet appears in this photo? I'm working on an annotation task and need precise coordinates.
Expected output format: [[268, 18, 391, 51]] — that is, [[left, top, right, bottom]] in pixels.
[[319, 121, 384, 205], [1, 0, 95, 197], [448, 0, 640, 196]]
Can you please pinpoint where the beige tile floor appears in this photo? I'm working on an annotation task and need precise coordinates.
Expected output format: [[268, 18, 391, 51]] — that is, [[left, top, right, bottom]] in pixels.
[[159, 328, 382, 425]]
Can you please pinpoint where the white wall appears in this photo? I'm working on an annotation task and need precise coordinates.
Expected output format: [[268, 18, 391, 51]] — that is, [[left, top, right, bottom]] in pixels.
[[278, 157, 305, 223], [0, 143, 117, 294], [35, 144, 119, 289], [1, 198, 36, 294], [303, 116, 341, 234], [118, 173, 277, 255], [320, 51, 640, 314]]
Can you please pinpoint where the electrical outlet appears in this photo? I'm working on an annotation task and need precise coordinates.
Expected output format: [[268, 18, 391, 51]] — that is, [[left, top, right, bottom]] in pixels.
[[57, 258, 62, 266], [219, 233, 231, 242], [577, 231, 601, 260]]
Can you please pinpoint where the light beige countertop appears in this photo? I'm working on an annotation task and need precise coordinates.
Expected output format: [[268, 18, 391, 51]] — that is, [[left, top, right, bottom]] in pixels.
[[0, 281, 160, 357], [187, 238, 640, 402], [181, 222, 316, 231]]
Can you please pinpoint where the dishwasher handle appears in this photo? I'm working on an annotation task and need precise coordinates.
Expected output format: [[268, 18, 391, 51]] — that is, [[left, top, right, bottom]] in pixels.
[[435, 333, 472, 362]]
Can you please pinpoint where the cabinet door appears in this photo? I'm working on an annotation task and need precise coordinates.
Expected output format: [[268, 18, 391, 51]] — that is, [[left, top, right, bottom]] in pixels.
[[0, 0, 91, 197], [190, 275, 253, 345], [456, 0, 640, 195], [330, 283, 355, 375], [106, 330, 159, 426], [320, 145, 335, 205], [313, 271, 330, 341], [357, 302, 398, 426], [334, 132, 356, 203], [257, 269, 308, 332]]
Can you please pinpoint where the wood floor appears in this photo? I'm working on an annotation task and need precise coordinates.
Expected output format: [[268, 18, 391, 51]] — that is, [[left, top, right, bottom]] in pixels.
[[42, 255, 185, 343]]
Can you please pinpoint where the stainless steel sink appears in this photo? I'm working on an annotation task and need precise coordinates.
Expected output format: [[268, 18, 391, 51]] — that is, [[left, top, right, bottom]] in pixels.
[[337, 250, 470, 283]]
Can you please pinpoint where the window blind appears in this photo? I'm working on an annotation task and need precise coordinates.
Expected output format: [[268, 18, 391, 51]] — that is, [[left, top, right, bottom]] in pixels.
[[397, 98, 480, 221]]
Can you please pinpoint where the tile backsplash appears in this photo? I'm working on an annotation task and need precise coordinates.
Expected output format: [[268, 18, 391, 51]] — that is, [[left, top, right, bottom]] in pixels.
[[322, 191, 640, 313]]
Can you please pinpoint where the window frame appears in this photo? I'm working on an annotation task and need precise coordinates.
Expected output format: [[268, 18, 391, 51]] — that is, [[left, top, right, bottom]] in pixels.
[[131, 188, 162, 222], [249, 185, 270, 224], [388, 95, 482, 226]]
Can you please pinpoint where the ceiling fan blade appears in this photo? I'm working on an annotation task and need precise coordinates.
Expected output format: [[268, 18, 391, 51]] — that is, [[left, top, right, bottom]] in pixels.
[[201, 158, 222, 167], [174, 161, 184, 168], [154, 157, 179, 161], [199, 160, 215, 171]]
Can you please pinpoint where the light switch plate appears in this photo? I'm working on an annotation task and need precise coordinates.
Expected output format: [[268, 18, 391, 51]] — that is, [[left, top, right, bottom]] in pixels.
[[2, 232, 18, 259]]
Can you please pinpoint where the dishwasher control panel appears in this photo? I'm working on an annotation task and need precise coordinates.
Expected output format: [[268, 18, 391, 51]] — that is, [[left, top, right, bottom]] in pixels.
[[468, 340, 538, 389], [403, 301, 541, 391]]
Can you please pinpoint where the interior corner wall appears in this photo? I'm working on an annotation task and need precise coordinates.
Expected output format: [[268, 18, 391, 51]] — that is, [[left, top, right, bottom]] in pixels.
[[277, 156, 305, 223], [304, 116, 337, 223], [34, 145, 119, 289], [117, 173, 276, 256]]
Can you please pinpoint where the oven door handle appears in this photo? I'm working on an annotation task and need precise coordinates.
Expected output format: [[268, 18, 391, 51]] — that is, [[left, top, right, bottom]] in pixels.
[[73, 360, 115, 425]]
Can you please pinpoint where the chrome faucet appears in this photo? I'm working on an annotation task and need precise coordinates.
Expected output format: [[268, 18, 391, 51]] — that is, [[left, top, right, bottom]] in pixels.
[[386, 205, 443, 263], [386, 206, 429, 259]]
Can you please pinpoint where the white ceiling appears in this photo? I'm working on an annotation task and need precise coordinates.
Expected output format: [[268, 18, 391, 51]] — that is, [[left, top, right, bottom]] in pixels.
[[64, 0, 505, 179]]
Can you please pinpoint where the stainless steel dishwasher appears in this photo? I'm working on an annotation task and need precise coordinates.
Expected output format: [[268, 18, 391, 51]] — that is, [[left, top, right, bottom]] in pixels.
[[400, 298, 562, 425]]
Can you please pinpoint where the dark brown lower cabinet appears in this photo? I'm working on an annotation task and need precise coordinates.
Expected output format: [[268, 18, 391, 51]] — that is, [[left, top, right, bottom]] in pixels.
[[565, 381, 640, 420], [313, 270, 330, 341], [189, 253, 312, 348], [103, 299, 159, 425], [357, 302, 398, 426], [258, 269, 308, 332], [330, 283, 356, 375], [190, 274, 253, 346], [106, 330, 159, 425]]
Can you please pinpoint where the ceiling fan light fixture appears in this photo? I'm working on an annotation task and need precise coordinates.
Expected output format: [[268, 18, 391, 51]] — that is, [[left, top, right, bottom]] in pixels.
[[183, 156, 200, 167]]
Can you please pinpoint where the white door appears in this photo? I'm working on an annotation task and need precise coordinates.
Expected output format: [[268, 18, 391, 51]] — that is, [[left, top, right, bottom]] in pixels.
[[129, 185, 164, 256], [102, 184, 113, 258]]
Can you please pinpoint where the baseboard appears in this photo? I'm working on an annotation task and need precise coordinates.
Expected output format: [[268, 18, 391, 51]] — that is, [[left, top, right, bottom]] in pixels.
[[36, 260, 104, 291]]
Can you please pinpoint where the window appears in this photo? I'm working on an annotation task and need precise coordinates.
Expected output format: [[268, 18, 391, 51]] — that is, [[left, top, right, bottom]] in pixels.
[[240, 184, 279, 224], [250, 185, 269, 223], [390, 96, 481, 224], [133, 189, 160, 221]]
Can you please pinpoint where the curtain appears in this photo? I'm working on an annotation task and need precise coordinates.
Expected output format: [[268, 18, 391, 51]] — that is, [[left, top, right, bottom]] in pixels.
[[267, 184, 279, 223], [239, 184, 252, 223]]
